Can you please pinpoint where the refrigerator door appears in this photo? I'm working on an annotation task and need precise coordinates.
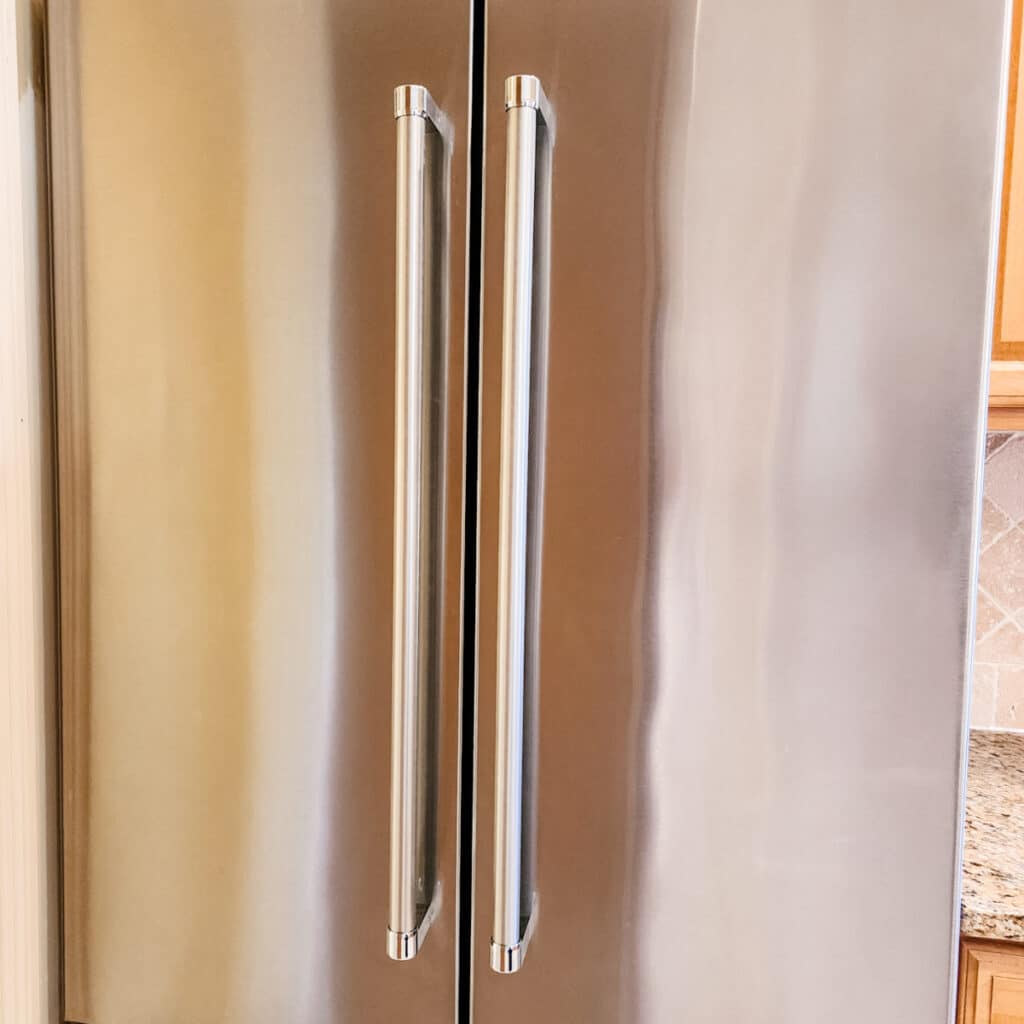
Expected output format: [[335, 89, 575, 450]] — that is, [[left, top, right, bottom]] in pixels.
[[473, 1, 1007, 1021], [48, 2, 470, 1021]]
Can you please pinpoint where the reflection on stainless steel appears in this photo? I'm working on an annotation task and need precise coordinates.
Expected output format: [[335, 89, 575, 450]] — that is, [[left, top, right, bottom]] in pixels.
[[474, 1, 1007, 1021], [389, 83, 449, 961], [386, 887, 441, 962], [47, 2, 470, 1021], [491, 74, 553, 976], [43, 0, 1009, 1017]]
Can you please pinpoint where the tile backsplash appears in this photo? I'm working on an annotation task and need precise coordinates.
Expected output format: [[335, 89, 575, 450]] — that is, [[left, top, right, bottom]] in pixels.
[[976, 432, 1024, 730]]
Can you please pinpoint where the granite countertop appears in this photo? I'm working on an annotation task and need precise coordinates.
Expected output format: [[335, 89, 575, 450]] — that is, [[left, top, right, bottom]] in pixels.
[[961, 730, 1024, 941]]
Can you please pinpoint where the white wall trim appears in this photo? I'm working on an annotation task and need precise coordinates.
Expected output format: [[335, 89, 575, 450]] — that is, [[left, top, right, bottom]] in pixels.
[[0, 1, 59, 1021]]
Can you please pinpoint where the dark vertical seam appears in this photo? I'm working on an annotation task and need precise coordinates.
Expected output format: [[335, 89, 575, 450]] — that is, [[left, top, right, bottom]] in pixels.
[[457, 1, 487, 1022]]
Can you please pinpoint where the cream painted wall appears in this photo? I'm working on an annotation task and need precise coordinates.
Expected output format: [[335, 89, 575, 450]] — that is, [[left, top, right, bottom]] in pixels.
[[0, 0, 59, 1021]]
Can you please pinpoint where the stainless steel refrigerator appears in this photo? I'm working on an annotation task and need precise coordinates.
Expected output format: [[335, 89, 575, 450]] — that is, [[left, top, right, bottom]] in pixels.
[[46, 1, 1008, 1022]]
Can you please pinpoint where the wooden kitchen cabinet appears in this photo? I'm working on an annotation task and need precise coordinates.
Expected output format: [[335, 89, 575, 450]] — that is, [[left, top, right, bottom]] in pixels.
[[992, 0, 1024, 427], [960, 939, 1024, 1024], [991, 364, 1024, 428]]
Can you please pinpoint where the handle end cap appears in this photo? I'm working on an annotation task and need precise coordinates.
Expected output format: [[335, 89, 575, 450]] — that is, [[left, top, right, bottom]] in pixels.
[[490, 939, 525, 974], [387, 927, 420, 961]]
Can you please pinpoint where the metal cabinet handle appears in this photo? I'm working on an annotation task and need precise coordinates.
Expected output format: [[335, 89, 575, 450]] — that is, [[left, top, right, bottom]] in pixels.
[[388, 84, 448, 962], [492, 74, 553, 976]]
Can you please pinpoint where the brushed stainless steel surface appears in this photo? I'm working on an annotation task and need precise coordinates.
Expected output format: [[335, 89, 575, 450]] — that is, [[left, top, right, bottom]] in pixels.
[[503, 75, 553, 135], [394, 84, 451, 135], [47, 3, 470, 1021], [474, 1, 1008, 1020], [386, 883, 441, 961], [491, 75, 551, 974], [389, 85, 448, 960], [488, 894, 538, 975], [392, 97, 427, 948], [492, 95, 536, 964]]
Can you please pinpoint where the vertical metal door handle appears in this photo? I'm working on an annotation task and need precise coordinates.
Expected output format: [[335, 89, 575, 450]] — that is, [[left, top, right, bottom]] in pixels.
[[492, 74, 553, 976], [389, 84, 448, 962]]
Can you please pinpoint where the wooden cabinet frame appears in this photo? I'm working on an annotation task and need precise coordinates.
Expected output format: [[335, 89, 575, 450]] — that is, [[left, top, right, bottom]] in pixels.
[[991, 0, 1024, 426], [990, 362, 1024, 429], [959, 938, 1024, 1024], [995, 0, 1024, 362]]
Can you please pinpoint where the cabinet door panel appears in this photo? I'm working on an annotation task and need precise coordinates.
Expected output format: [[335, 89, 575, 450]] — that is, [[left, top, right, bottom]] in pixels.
[[995, 0, 1024, 359], [992, 975, 1024, 1024], [960, 940, 1024, 1024]]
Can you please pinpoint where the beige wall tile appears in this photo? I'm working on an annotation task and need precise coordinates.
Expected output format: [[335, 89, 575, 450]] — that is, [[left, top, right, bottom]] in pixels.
[[971, 664, 998, 728], [977, 592, 1006, 643], [996, 666, 1024, 728], [974, 433, 1024, 732], [980, 526, 1024, 620], [987, 432, 1014, 459], [983, 436, 1024, 522], [975, 619, 1024, 666], [982, 498, 1012, 551]]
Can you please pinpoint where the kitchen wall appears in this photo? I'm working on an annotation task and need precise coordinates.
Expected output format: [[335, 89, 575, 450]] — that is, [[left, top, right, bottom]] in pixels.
[[0, 0, 60, 1017], [975, 432, 1024, 730]]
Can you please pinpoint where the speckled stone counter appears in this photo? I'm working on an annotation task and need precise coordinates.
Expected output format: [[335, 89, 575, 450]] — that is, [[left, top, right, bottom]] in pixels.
[[961, 730, 1024, 941]]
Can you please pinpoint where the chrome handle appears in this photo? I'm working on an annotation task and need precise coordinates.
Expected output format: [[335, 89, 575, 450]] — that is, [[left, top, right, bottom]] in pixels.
[[388, 84, 448, 962], [492, 74, 553, 976]]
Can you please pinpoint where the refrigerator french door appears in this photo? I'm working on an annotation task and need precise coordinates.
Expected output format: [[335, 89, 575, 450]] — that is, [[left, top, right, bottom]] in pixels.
[[471, 1, 1008, 1022], [46, 1, 1008, 1023], [47, 2, 471, 1021]]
